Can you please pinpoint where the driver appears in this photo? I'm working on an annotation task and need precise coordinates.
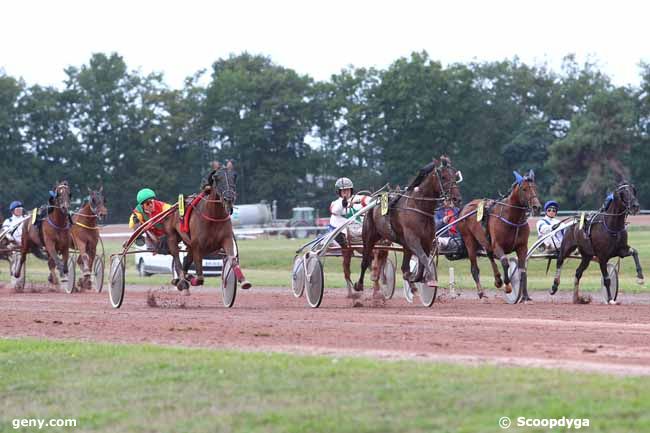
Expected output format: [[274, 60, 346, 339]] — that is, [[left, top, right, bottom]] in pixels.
[[129, 188, 172, 254], [536, 200, 564, 252]]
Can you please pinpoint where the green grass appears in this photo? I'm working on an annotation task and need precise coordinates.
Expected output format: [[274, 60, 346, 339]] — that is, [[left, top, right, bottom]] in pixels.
[[4, 232, 650, 293], [0, 339, 649, 433]]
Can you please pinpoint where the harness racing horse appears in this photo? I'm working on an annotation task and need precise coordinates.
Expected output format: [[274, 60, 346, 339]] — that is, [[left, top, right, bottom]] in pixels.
[[69, 187, 108, 290], [15, 181, 72, 290], [456, 171, 541, 301], [551, 182, 644, 304], [354, 156, 463, 298], [164, 166, 252, 294]]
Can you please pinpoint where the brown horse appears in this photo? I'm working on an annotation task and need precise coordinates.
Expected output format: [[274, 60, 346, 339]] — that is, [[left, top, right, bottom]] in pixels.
[[354, 156, 463, 298], [164, 165, 251, 294], [69, 187, 108, 290], [15, 181, 72, 289], [456, 170, 541, 301], [551, 182, 644, 304]]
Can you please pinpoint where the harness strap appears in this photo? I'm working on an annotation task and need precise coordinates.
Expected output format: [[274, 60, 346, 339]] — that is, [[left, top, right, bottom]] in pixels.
[[74, 221, 99, 230]]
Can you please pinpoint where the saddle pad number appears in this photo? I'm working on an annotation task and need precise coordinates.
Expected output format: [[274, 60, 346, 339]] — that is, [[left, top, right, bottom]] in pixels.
[[380, 193, 388, 216], [477, 201, 484, 221], [31, 208, 37, 224], [178, 194, 185, 217], [579, 212, 585, 230]]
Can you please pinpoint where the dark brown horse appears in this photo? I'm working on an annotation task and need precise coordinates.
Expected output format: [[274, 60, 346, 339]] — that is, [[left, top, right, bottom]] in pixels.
[[354, 156, 463, 298], [551, 182, 644, 304], [69, 187, 108, 290], [457, 170, 541, 301], [164, 165, 251, 294], [16, 181, 72, 289]]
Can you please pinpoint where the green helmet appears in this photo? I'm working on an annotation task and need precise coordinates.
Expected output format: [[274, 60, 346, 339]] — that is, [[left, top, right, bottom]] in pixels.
[[136, 188, 156, 204]]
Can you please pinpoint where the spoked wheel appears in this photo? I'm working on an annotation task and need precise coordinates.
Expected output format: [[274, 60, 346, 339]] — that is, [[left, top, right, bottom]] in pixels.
[[10, 252, 25, 292], [291, 254, 306, 298], [304, 254, 324, 308], [404, 257, 437, 307], [64, 254, 77, 294], [92, 255, 105, 293], [109, 255, 126, 308], [601, 262, 619, 304], [379, 257, 396, 300], [402, 257, 417, 304], [504, 257, 522, 304], [419, 255, 438, 307], [221, 257, 237, 308]]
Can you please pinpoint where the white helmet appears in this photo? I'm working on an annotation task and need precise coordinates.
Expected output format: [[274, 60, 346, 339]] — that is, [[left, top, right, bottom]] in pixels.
[[335, 177, 354, 192]]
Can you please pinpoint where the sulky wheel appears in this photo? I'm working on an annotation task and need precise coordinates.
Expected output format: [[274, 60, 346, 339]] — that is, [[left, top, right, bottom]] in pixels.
[[402, 257, 417, 304], [418, 255, 438, 307], [291, 254, 306, 298], [92, 255, 105, 293], [109, 255, 126, 308], [601, 262, 619, 304], [504, 257, 522, 304], [379, 257, 396, 300], [64, 254, 77, 294], [221, 257, 237, 308], [304, 254, 324, 308]]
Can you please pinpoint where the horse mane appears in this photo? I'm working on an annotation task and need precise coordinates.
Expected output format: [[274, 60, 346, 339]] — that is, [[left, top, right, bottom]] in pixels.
[[405, 155, 451, 191]]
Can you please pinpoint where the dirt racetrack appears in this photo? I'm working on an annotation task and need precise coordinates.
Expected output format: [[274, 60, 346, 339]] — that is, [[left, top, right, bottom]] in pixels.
[[2, 283, 650, 376]]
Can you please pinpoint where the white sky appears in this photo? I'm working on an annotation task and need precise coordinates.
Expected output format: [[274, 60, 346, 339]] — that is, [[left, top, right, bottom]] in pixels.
[[2, 0, 649, 89]]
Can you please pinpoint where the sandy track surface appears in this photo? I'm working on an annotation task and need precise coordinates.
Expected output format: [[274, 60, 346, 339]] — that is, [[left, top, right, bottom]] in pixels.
[[2, 283, 650, 376]]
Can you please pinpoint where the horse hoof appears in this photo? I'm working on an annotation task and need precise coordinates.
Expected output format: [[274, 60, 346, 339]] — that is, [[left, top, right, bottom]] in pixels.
[[353, 282, 364, 292], [190, 277, 203, 287], [550, 284, 559, 295], [574, 295, 591, 304], [241, 281, 252, 290], [346, 292, 361, 300], [176, 279, 190, 291], [477, 291, 485, 299], [494, 279, 503, 289], [608, 299, 619, 305], [637, 278, 645, 285], [171, 278, 180, 285], [504, 284, 512, 294], [180, 289, 191, 297]]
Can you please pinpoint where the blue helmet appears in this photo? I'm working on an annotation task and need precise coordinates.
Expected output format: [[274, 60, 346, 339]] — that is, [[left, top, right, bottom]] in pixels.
[[543, 200, 559, 212], [9, 201, 23, 211]]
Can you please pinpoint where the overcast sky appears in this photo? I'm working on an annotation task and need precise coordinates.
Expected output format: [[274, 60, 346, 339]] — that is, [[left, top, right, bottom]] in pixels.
[[2, 0, 648, 88]]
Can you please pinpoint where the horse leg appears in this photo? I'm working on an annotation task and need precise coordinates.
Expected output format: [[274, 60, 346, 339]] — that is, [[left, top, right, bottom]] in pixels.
[[403, 232, 434, 287], [572, 255, 592, 304], [370, 248, 389, 299], [353, 231, 379, 293], [622, 246, 644, 285], [486, 252, 503, 289], [43, 238, 60, 290], [551, 239, 576, 295], [516, 245, 531, 302], [463, 236, 485, 298], [223, 236, 251, 290], [168, 233, 189, 292], [341, 248, 358, 299], [491, 245, 512, 294], [598, 258, 615, 304]]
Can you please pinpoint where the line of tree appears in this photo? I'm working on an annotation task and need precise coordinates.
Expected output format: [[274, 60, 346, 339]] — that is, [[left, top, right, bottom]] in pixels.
[[1, 51, 649, 222]]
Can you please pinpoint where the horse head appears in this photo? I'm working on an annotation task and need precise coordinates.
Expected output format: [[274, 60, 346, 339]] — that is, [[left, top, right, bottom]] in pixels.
[[512, 170, 541, 215], [210, 164, 237, 214], [436, 155, 463, 207], [614, 182, 640, 215], [408, 156, 463, 206], [88, 186, 108, 220], [52, 180, 71, 215]]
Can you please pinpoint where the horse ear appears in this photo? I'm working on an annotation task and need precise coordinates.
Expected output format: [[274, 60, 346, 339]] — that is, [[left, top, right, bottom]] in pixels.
[[513, 171, 524, 185], [99, 185, 103, 193], [528, 169, 535, 181]]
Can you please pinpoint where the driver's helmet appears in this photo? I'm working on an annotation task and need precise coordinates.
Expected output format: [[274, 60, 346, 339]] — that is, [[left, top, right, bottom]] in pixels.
[[136, 188, 156, 205], [9, 200, 23, 212], [335, 177, 354, 194], [543, 200, 559, 212]]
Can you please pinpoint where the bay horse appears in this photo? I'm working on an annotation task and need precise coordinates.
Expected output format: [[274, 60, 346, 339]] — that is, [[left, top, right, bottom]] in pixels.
[[354, 156, 463, 298], [164, 165, 251, 294], [551, 182, 644, 304], [69, 187, 108, 290], [15, 181, 72, 290], [456, 170, 541, 301]]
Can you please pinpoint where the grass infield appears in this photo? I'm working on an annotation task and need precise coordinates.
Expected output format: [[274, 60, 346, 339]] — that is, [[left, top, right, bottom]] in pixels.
[[1, 339, 649, 433]]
